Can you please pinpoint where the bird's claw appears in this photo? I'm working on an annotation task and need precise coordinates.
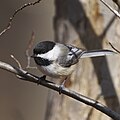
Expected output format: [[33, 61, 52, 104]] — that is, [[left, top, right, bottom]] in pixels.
[[37, 75, 46, 85], [59, 84, 64, 94]]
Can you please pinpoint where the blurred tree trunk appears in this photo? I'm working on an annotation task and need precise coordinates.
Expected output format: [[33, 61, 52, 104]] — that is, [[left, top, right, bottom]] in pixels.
[[45, 0, 120, 120]]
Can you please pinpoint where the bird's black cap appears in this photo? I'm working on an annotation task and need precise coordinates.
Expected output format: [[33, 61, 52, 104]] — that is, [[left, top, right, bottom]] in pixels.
[[33, 41, 56, 55]]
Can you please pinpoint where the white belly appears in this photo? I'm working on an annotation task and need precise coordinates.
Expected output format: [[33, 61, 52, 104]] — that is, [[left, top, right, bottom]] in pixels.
[[37, 63, 76, 78]]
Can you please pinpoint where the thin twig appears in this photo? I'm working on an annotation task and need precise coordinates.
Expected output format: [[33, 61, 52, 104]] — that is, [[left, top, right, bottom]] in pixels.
[[25, 32, 37, 69], [0, 61, 120, 120], [0, 0, 42, 37], [112, 0, 120, 8], [100, 0, 120, 18], [11, 55, 22, 69], [109, 42, 120, 53]]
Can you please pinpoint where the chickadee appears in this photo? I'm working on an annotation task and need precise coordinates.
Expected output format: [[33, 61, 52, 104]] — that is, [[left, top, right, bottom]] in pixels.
[[31, 41, 115, 93]]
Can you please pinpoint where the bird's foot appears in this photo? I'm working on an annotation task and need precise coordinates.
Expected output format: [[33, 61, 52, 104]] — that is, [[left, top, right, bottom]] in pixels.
[[37, 75, 46, 85], [59, 77, 67, 94], [59, 84, 64, 94]]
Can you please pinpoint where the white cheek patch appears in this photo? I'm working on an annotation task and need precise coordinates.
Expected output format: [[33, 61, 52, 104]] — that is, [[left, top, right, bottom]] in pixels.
[[37, 45, 61, 60]]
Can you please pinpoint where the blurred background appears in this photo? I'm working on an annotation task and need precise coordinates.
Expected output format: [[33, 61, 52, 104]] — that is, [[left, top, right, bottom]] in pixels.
[[0, 0, 54, 120], [0, 0, 120, 120]]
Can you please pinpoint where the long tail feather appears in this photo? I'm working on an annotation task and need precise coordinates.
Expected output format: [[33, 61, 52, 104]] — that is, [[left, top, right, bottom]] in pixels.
[[80, 49, 116, 58]]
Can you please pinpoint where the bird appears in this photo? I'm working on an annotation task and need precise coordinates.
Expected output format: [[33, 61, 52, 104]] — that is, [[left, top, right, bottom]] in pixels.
[[31, 40, 115, 93]]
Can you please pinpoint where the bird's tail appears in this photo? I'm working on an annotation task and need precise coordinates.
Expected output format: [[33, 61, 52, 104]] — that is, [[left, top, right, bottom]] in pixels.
[[80, 49, 116, 58]]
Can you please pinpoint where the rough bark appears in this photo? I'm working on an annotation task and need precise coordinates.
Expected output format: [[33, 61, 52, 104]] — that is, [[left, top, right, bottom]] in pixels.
[[45, 0, 120, 120]]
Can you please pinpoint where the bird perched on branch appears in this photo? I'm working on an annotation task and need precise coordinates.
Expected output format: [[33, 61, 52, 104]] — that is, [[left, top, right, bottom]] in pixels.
[[31, 41, 116, 93]]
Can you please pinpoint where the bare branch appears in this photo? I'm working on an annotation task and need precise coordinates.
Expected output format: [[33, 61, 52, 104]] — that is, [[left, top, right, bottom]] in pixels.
[[11, 55, 22, 69], [0, 0, 42, 37], [100, 0, 120, 18], [112, 0, 120, 8], [0, 61, 120, 120], [25, 32, 37, 69], [109, 42, 120, 53]]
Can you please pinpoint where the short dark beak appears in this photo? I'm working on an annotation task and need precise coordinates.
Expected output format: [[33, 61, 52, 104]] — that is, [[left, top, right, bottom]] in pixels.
[[31, 54, 38, 58], [31, 55, 35, 58]]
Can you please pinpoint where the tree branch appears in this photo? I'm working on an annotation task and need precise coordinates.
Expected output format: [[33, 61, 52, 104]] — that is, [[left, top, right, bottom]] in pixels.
[[112, 0, 120, 8], [0, 61, 120, 120], [109, 42, 120, 53], [100, 0, 120, 18], [0, 0, 42, 37]]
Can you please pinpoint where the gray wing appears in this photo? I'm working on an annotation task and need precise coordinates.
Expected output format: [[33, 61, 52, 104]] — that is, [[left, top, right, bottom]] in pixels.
[[58, 44, 116, 67], [57, 45, 84, 67]]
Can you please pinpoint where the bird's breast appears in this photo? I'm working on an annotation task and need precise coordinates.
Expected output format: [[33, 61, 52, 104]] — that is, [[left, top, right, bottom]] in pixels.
[[37, 62, 76, 78]]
